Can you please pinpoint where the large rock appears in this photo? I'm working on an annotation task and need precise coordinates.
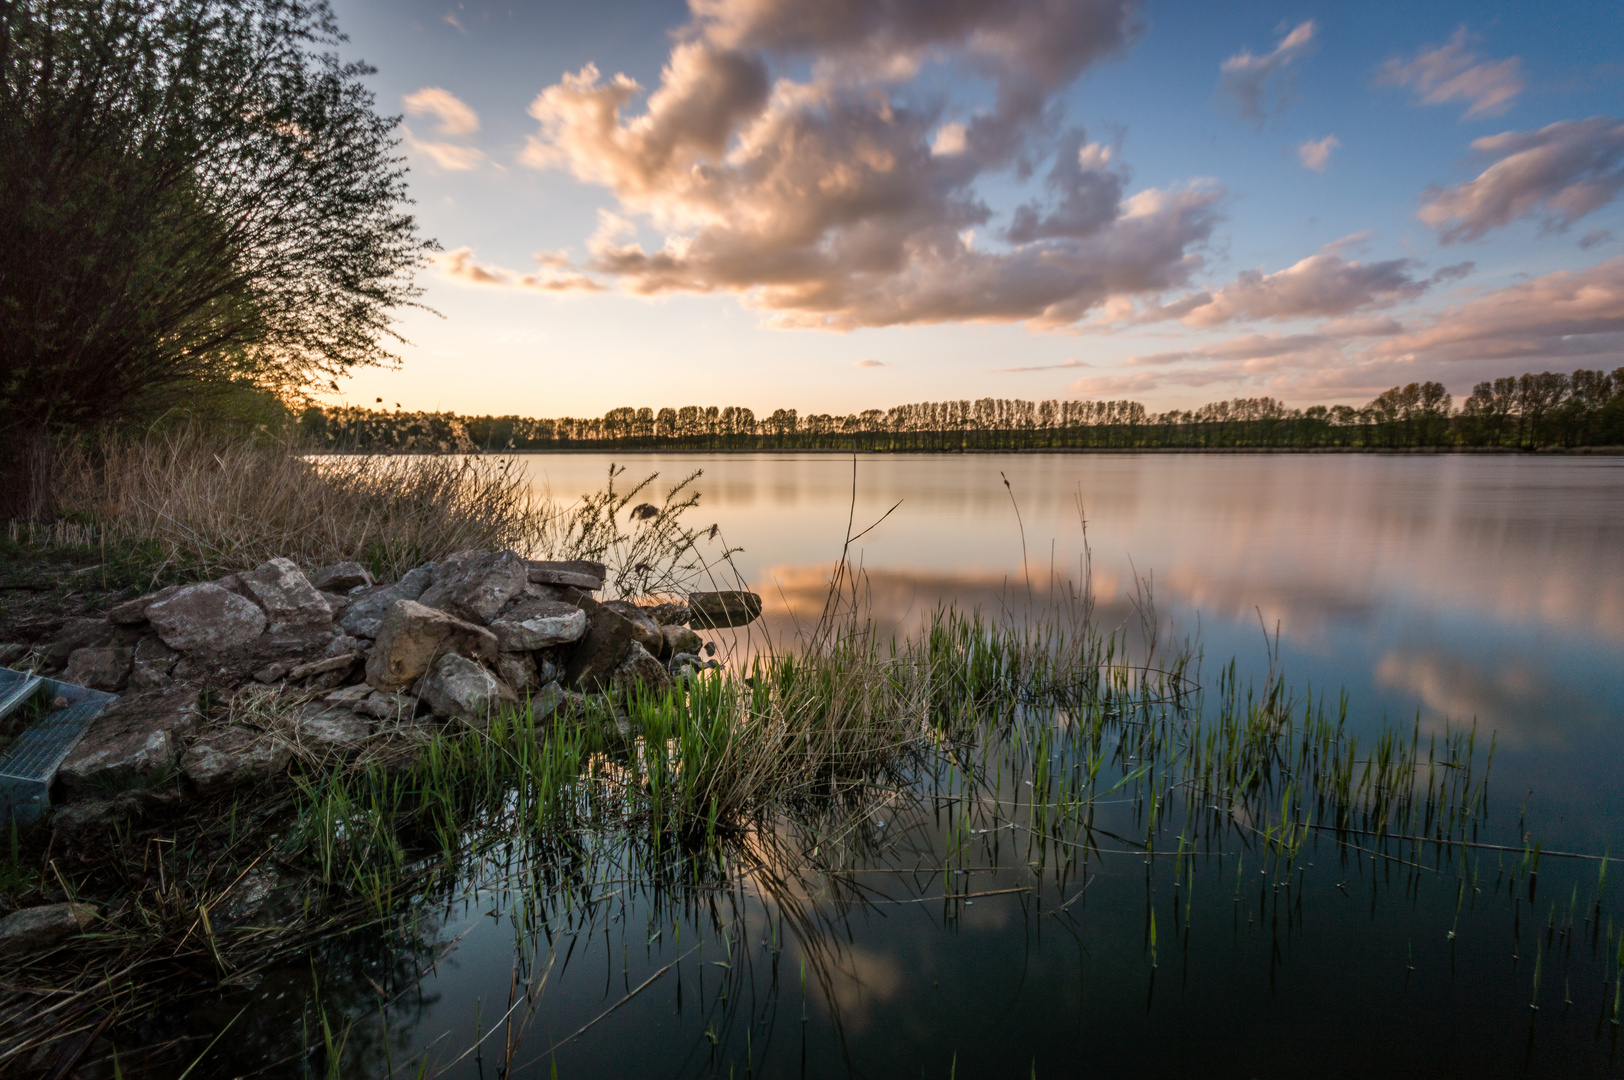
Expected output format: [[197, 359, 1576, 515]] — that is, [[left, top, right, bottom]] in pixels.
[[417, 549, 529, 624], [353, 691, 418, 722], [106, 585, 181, 625], [365, 600, 498, 692], [646, 602, 691, 627], [659, 623, 703, 661], [525, 559, 606, 590], [238, 558, 332, 633], [146, 583, 267, 652], [415, 654, 516, 727], [601, 601, 664, 655], [57, 685, 202, 800], [182, 725, 293, 794], [129, 636, 178, 689], [64, 645, 133, 691], [41, 617, 122, 668], [0, 903, 97, 956], [488, 601, 587, 652], [561, 605, 636, 691], [610, 641, 673, 697], [293, 708, 372, 755], [309, 562, 375, 593], [496, 652, 538, 693], [687, 591, 762, 629], [339, 564, 435, 638]]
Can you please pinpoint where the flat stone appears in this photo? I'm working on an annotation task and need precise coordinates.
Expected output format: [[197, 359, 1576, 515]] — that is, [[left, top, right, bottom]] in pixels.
[[338, 564, 435, 638], [489, 602, 587, 651], [64, 645, 133, 691], [41, 617, 121, 668], [322, 683, 373, 708], [610, 641, 673, 698], [238, 558, 332, 633], [353, 691, 418, 722], [182, 725, 293, 795], [415, 654, 516, 727], [106, 585, 181, 625], [294, 708, 372, 754], [129, 637, 178, 689], [418, 549, 529, 624], [287, 651, 363, 681], [496, 651, 538, 693], [601, 601, 664, 654], [49, 792, 158, 839], [0, 903, 97, 956], [57, 685, 202, 800], [687, 591, 762, 629], [659, 623, 703, 661], [646, 602, 691, 627], [364, 600, 499, 692], [308, 562, 375, 593], [147, 584, 267, 652], [173, 627, 338, 687], [525, 559, 606, 590], [561, 605, 636, 691]]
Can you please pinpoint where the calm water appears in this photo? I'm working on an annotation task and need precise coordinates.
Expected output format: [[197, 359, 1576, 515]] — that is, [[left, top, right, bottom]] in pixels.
[[204, 454, 1624, 1078]]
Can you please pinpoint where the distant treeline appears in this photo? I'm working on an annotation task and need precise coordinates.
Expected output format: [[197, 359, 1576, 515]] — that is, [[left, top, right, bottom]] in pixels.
[[300, 368, 1624, 453]]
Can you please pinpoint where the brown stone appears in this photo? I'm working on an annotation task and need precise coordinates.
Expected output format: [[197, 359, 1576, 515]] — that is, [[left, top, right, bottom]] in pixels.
[[687, 591, 762, 629], [0, 903, 97, 956], [525, 559, 606, 590], [561, 605, 636, 691], [600, 601, 664, 654], [63, 645, 133, 691], [364, 599, 498, 692], [610, 641, 673, 698], [659, 623, 703, 661]]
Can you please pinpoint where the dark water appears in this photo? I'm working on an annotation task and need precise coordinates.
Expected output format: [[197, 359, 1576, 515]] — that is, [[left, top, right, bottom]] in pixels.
[[201, 454, 1624, 1078]]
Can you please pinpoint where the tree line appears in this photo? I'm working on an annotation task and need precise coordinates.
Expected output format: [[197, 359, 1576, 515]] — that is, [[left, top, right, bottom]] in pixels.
[[298, 367, 1624, 453]]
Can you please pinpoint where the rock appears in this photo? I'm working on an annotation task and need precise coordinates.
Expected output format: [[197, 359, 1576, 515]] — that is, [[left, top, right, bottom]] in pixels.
[[41, 617, 121, 668], [293, 708, 372, 755], [659, 623, 703, 661], [252, 660, 292, 684], [63, 645, 133, 691], [687, 591, 762, 629], [319, 592, 352, 622], [322, 683, 373, 709], [308, 562, 375, 593], [488, 601, 587, 652], [287, 651, 362, 682], [670, 652, 720, 677], [415, 654, 516, 727], [601, 601, 664, 655], [238, 558, 332, 633], [561, 605, 636, 691], [646, 602, 691, 627], [213, 868, 284, 928], [525, 559, 606, 590], [106, 585, 181, 625], [364, 600, 499, 692], [0, 903, 97, 956], [416, 549, 529, 625], [353, 691, 419, 722], [129, 637, 178, 689], [0, 643, 25, 666], [49, 792, 158, 839], [535, 648, 565, 685], [610, 641, 673, 697], [174, 627, 338, 688], [182, 725, 293, 794], [147, 584, 267, 652], [57, 685, 202, 800], [339, 564, 435, 638], [530, 680, 586, 717], [496, 652, 538, 693]]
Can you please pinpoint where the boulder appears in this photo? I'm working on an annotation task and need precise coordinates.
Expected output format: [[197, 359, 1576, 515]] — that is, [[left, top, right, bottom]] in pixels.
[[364, 600, 498, 692], [610, 641, 673, 697], [129, 637, 178, 689], [687, 591, 762, 629], [293, 708, 372, 755], [488, 601, 587, 652], [415, 654, 516, 727], [146, 584, 267, 652], [353, 691, 419, 722], [238, 558, 332, 633], [646, 602, 691, 627], [561, 605, 636, 691], [659, 623, 704, 661], [64, 645, 133, 691], [106, 585, 181, 625], [0, 903, 97, 956], [172, 627, 338, 687], [41, 617, 122, 668], [496, 652, 538, 693], [600, 601, 664, 654], [525, 559, 606, 590], [56, 685, 202, 800], [182, 725, 293, 795], [339, 564, 435, 638], [417, 549, 529, 624], [308, 562, 375, 593]]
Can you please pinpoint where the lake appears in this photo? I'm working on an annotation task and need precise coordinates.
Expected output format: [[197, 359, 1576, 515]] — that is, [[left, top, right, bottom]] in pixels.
[[202, 453, 1624, 1079]]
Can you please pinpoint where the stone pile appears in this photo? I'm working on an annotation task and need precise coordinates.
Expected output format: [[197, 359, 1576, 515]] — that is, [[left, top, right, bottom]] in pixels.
[[11, 551, 757, 812]]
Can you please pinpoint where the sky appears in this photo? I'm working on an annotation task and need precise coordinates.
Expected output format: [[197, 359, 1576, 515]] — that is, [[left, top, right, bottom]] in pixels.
[[321, 0, 1624, 418]]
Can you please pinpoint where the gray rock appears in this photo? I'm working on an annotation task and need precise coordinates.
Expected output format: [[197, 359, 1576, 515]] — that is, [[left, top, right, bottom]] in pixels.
[[415, 654, 516, 727], [601, 601, 664, 655], [49, 792, 158, 839], [294, 708, 372, 754], [182, 725, 293, 795], [659, 623, 704, 661], [64, 645, 133, 691], [239, 558, 332, 633], [0, 903, 97, 956], [57, 685, 202, 800], [309, 561, 375, 593], [173, 627, 338, 688], [610, 641, 674, 697], [525, 559, 606, 590], [670, 652, 721, 677], [687, 591, 763, 629], [496, 651, 538, 693], [529, 680, 586, 717], [338, 564, 435, 638], [106, 584, 181, 625], [489, 602, 587, 652], [561, 605, 636, 691], [353, 691, 419, 722], [322, 683, 373, 709], [418, 549, 529, 624], [286, 651, 363, 682], [646, 602, 691, 627], [365, 600, 499, 692], [147, 583, 267, 652], [41, 617, 121, 668], [129, 637, 178, 689], [319, 592, 352, 622]]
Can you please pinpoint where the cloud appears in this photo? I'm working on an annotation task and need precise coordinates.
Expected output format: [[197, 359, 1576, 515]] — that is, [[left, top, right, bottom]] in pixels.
[[1375, 27, 1524, 119], [993, 358, 1086, 372], [1146, 249, 1428, 326], [1217, 20, 1316, 123], [1429, 261, 1474, 284], [1297, 135, 1338, 171], [521, 0, 1225, 330], [854, 359, 887, 368], [402, 128, 485, 170], [1581, 229, 1614, 249], [433, 247, 605, 292], [404, 87, 480, 136], [1419, 117, 1624, 243]]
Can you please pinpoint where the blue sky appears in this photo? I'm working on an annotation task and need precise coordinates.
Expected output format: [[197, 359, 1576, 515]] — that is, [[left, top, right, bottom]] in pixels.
[[324, 0, 1624, 417]]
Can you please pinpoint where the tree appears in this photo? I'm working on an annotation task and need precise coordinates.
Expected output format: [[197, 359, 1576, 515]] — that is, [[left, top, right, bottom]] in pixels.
[[0, 0, 432, 436]]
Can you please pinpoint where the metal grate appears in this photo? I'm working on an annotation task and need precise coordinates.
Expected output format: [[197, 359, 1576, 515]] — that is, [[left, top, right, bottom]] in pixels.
[[0, 669, 115, 825], [0, 668, 41, 723]]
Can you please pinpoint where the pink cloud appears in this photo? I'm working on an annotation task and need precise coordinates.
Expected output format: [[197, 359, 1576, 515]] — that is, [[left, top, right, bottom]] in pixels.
[[434, 247, 604, 292], [1217, 21, 1316, 123], [1144, 250, 1427, 326], [1375, 28, 1523, 120]]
